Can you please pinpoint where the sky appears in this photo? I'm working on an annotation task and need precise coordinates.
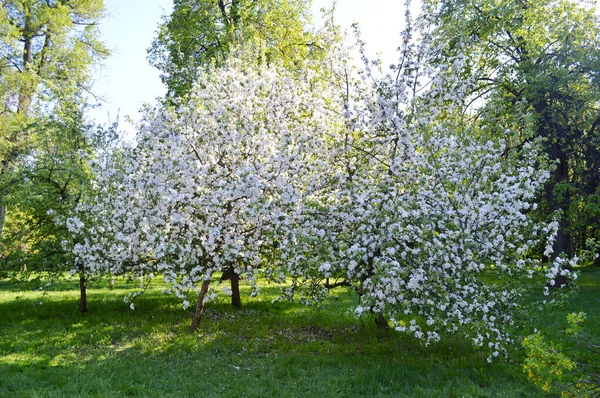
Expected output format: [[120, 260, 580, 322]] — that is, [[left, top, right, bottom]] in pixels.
[[90, 0, 409, 136]]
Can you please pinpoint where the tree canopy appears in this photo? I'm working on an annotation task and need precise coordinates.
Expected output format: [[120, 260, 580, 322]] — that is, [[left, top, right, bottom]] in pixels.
[[0, 0, 108, 274], [148, 0, 323, 100], [0, 0, 592, 366], [424, 0, 600, 265]]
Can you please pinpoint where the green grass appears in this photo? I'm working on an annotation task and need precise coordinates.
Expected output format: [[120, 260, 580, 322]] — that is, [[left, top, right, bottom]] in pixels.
[[1, 267, 599, 398]]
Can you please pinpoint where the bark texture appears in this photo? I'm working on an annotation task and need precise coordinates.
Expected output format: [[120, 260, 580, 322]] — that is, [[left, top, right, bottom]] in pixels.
[[191, 279, 212, 331]]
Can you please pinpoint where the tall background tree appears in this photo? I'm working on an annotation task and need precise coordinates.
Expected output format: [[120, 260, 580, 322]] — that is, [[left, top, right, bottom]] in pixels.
[[148, 0, 324, 100], [0, 0, 108, 278], [423, 0, 600, 271]]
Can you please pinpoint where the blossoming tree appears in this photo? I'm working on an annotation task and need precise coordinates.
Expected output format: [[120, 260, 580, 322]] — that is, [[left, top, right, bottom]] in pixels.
[[69, 57, 343, 329], [276, 17, 576, 360]]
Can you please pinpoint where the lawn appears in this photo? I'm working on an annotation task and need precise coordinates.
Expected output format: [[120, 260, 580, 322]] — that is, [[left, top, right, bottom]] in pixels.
[[1, 267, 598, 398]]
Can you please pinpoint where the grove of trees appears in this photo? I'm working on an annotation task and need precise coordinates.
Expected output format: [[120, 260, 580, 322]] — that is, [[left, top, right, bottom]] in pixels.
[[2, 0, 599, 363]]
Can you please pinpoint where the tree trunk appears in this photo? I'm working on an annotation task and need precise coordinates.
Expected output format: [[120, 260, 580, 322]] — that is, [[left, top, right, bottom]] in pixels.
[[17, 80, 34, 115], [78, 263, 87, 313], [221, 265, 242, 307], [0, 204, 5, 241], [191, 279, 212, 331], [18, 24, 34, 116], [370, 308, 389, 329], [548, 142, 573, 287], [229, 265, 241, 307]]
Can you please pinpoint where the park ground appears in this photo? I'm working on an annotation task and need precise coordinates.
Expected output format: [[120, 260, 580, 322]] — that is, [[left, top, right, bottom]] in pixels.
[[1, 266, 599, 397]]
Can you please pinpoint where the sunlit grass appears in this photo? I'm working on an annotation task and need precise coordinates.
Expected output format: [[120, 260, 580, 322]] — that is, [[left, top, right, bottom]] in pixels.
[[1, 267, 598, 397]]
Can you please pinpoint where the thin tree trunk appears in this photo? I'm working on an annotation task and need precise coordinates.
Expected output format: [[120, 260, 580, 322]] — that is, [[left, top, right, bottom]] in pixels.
[[0, 204, 5, 241], [78, 263, 87, 313], [229, 265, 241, 307], [18, 25, 34, 115], [191, 279, 212, 331]]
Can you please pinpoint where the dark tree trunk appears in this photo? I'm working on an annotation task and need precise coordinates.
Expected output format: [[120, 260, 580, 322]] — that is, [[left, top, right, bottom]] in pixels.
[[0, 204, 5, 241], [78, 263, 87, 313], [191, 279, 212, 331], [230, 0, 241, 26], [18, 25, 34, 115], [221, 265, 242, 307], [548, 141, 573, 287], [229, 266, 241, 307], [370, 308, 389, 329]]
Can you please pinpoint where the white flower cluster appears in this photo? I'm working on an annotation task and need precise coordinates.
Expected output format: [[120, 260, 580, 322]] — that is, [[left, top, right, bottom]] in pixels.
[[69, 56, 342, 301]]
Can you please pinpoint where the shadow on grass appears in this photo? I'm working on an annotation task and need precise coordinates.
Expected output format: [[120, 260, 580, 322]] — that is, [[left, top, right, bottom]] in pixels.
[[0, 278, 562, 397]]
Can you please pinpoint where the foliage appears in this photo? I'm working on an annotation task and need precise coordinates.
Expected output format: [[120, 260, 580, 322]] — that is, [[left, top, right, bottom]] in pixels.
[[69, 11, 578, 357], [0, 0, 107, 115], [0, 103, 120, 280], [523, 333, 576, 393], [423, 0, 600, 261], [148, 0, 325, 100], [0, 0, 109, 275], [0, 103, 94, 273], [523, 312, 600, 397], [274, 14, 576, 360]]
